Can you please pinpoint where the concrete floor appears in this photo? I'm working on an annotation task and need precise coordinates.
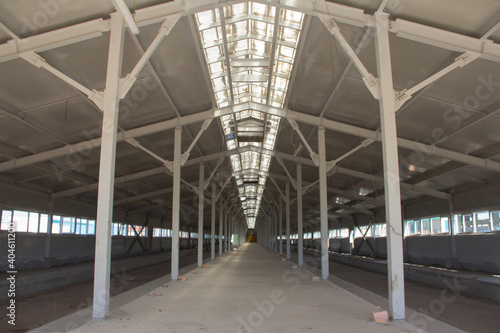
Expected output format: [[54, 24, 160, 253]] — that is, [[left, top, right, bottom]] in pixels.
[[63, 243, 441, 333]]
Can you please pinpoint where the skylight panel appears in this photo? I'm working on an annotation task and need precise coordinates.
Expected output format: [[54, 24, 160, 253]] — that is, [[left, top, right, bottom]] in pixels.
[[195, 2, 304, 228]]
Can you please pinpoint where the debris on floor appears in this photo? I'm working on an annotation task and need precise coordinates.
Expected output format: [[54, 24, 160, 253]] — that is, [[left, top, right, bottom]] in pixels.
[[162, 284, 169, 288], [371, 306, 389, 324], [203, 264, 209, 268], [178, 276, 188, 281], [312, 276, 320, 282], [292, 265, 299, 269], [148, 292, 162, 297]]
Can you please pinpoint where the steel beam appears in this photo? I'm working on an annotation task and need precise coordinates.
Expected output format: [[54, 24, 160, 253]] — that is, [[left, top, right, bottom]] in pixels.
[[197, 163, 205, 267], [279, 196, 283, 256], [318, 127, 329, 281], [211, 183, 216, 260], [286, 182, 291, 260], [297, 163, 304, 267], [171, 126, 182, 280], [219, 197, 223, 255], [92, 13, 125, 320], [375, 12, 405, 320]]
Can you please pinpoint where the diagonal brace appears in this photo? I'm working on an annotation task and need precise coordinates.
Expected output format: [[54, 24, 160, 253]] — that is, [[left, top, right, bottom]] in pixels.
[[19, 51, 104, 110], [395, 51, 480, 110], [317, 13, 380, 100], [119, 14, 181, 99], [287, 119, 319, 166], [182, 118, 213, 165]]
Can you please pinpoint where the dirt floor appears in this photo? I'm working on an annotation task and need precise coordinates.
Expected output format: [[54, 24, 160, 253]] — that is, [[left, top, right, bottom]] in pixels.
[[1, 249, 499, 333]]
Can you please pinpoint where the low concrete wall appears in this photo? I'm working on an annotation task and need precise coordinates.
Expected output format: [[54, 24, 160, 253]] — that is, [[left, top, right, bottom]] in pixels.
[[298, 247, 500, 303], [326, 233, 500, 275], [0, 232, 197, 271], [0, 248, 200, 301]]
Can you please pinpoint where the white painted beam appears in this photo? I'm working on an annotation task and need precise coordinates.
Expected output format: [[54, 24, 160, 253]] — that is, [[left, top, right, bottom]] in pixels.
[[111, 0, 140, 35], [171, 126, 182, 280], [1, 0, 499, 65], [286, 182, 291, 260], [211, 183, 216, 260], [0, 110, 214, 173], [120, 14, 181, 99], [198, 163, 205, 267], [317, 14, 380, 100], [297, 162, 304, 267], [375, 12, 405, 320], [318, 127, 329, 281], [92, 13, 125, 320]]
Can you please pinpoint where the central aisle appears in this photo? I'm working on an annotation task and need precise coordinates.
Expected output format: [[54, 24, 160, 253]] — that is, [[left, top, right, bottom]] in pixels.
[[71, 243, 424, 332]]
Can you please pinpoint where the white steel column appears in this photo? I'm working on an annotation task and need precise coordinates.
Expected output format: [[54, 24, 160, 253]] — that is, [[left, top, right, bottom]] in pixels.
[[197, 163, 205, 267], [171, 126, 182, 281], [286, 182, 291, 260], [224, 211, 228, 252], [93, 13, 125, 320], [279, 197, 283, 256], [211, 183, 216, 260], [43, 199, 54, 262], [318, 127, 329, 281], [219, 199, 223, 255], [297, 163, 304, 267], [375, 11, 405, 320]]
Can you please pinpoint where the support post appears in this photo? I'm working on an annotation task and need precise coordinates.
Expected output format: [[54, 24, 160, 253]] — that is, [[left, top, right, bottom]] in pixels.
[[211, 183, 216, 260], [43, 198, 54, 266], [318, 127, 329, 281], [297, 163, 304, 267], [286, 182, 291, 260], [374, 11, 405, 320], [219, 198, 223, 255], [197, 163, 205, 267], [93, 13, 125, 320], [224, 210, 228, 252], [171, 126, 182, 280], [448, 196, 458, 261], [279, 197, 283, 256]]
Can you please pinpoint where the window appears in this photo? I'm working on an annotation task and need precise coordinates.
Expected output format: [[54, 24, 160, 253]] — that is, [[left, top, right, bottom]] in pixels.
[[463, 214, 473, 232], [1, 210, 12, 230], [492, 211, 500, 231], [13, 210, 29, 232], [28, 212, 39, 233], [52, 215, 61, 234], [87, 220, 95, 235], [373, 224, 386, 237], [475, 211, 490, 233], [39, 214, 48, 233], [111, 223, 120, 236], [61, 217, 75, 233]]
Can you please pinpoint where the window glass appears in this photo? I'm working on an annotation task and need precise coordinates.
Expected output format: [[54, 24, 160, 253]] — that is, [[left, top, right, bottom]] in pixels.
[[13, 210, 29, 232], [28, 212, 39, 233], [475, 211, 491, 232], [431, 217, 441, 234], [440, 217, 449, 233], [421, 218, 431, 235], [454, 214, 463, 233], [87, 220, 95, 235], [61, 217, 75, 233], [39, 214, 48, 233], [463, 214, 473, 232], [52, 215, 61, 234], [1, 210, 13, 230], [492, 211, 500, 231]]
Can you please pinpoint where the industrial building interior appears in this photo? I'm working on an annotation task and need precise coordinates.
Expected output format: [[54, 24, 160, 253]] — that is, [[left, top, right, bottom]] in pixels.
[[0, 0, 500, 332]]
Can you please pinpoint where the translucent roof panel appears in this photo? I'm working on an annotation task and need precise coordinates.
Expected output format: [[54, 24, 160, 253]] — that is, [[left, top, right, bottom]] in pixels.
[[195, 2, 304, 228]]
